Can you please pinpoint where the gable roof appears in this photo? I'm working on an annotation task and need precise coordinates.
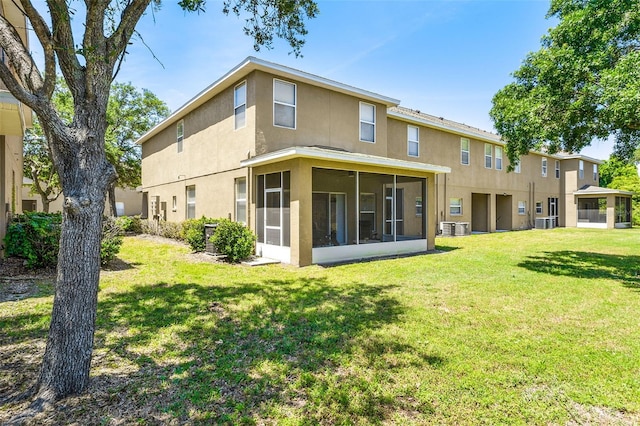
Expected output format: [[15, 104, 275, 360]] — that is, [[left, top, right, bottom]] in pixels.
[[574, 185, 634, 196], [136, 57, 400, 145]]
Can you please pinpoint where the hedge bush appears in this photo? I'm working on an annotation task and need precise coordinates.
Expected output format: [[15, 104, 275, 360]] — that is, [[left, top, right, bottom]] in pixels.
[[4, 213, 124, 269], [211, 219, 256, 262], [4, 212, 61, 268]]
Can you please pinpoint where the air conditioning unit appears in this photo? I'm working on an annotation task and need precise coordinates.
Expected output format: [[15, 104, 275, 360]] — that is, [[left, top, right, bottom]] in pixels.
[[535, 217, 553, 229]]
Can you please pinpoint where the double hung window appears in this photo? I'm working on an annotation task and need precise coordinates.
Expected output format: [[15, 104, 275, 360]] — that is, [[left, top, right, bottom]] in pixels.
[[407, 125, 419, 157], [274, 80, 296, 128], [234, 82, 246, 130], [360, 102, 376, 142]]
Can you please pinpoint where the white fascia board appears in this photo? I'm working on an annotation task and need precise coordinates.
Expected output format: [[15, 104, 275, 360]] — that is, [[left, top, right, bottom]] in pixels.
[[556, 154, 604, 164], [387, 109, 599, 162], [136, 57, 400, 145], [574, 189, 634, 196], [240, 146, 451, 174]]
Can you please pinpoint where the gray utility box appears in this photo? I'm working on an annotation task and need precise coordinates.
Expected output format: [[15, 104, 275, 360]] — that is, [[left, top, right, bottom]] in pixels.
[[204, 223, 219, 254]]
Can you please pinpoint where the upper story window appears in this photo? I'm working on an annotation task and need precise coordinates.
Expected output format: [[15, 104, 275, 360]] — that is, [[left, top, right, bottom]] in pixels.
[[359, 102, 376, 143], [177, 120, 184, 153], [555, 160, 560, 179], [484, 144, 492, 169], [495, 146, 503, 170], [274, 79, 296, 129], [407, 125, 419, 157], [579, 160, 584, 179], [593, 164, 598, 181], [234, 82, 246, 130], [461, 138, 470, 165], [542, 157, 548, 177]]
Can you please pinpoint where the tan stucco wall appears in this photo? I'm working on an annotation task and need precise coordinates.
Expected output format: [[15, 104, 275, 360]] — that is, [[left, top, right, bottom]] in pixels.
[[395, 120, 566, 232], [1, 135, 23, 250], [253, 71, 389, 158], [22, 186, 142, 216], [141, 75, 256, 192]]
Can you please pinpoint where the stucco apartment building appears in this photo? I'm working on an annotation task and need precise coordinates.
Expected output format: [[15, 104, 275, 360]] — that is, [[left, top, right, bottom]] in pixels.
[[137, 57, 632, 266], [0, 1, 32, 251]]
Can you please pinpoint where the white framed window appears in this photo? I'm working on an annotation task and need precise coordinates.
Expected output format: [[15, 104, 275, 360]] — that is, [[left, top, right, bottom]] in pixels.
[[484, 144, 492, 169], [235, 177, 247, 224], [407, 125, 419, 157], [593, 164, 598, 181], [416, 196, 423, 217], [495, 146, 503, 170], [273, 79, 296, 129], [359, 102, 376, 143], [542, 157, 547, 177], [536, 201, 543, 214], [186, 185, 196, 219], [450, 197, 462, 216], [514, 160, 521, 173], [234, 81, 246, 130], [518, 201, 526, 215], [461, 138, 470, 165], [177, 120, 184, 153], [555, 160, 560, 179], [172, 196, 177, 212], [579, 160, 584, 179]]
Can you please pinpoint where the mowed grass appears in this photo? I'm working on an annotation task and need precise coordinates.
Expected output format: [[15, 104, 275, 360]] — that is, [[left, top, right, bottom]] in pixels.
[[1, 228, 640, 424]]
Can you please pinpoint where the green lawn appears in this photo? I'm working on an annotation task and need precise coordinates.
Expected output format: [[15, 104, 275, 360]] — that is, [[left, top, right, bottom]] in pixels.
[[2, 228, 640, 424]]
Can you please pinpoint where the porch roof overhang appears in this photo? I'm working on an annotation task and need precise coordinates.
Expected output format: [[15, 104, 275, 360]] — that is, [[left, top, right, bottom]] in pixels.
[[0, 90, 26, 135], [574, 185, 634, 197], [240, 146, 451, 175]]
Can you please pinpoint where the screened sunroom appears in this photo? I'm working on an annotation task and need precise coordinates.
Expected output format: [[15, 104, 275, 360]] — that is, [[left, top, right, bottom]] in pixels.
[[242, 146, 450, 266]]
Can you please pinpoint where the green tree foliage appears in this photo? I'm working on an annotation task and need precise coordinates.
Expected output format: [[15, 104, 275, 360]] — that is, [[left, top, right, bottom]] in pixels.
[[599, 155, 640, 225], [490, 0, 640, 168], [24, 80, 170, 215]]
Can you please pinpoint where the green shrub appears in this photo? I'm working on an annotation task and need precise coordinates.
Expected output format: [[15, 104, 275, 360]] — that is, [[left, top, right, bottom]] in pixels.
[[4, 212, 61, 268], [211, 219, 256, 262], [101, 217, 124, 266], [4, 213, 124, 269], [182, 217, 223, 252], [114, 215, 144, 234]]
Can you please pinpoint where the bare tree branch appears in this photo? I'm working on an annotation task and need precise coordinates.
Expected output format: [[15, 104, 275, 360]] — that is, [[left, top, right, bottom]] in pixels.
[[107, 0, 152, 72], [18, 0, 57, 98], [46, 0, 83, 95], [0, 15, 44, 95]]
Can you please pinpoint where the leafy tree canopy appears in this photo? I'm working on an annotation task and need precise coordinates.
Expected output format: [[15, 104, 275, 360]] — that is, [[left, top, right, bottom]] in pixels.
[[24, 79, 170, 213], [490, 0, 640, 169]]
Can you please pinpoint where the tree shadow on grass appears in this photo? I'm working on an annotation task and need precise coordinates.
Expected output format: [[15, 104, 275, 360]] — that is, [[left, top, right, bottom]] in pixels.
[[87, 276, 441, 424], [518, 251, 640, 290]]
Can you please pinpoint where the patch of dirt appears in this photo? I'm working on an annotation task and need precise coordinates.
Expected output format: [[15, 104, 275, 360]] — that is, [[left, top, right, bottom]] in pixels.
[[0, 258, 55, 302]]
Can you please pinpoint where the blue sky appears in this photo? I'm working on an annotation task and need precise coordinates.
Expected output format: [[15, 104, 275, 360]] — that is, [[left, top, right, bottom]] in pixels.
[[108, 1, 611, 160]]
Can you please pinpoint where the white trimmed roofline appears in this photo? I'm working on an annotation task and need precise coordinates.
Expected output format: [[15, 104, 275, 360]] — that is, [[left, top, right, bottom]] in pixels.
[[240, 145, 451, 174], [136, 57, 400, 145], [388, 108, 603, 164]]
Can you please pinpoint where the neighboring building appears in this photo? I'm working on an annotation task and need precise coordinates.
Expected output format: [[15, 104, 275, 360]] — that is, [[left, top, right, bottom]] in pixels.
[[21, 179, 143, 216], [0, 2, 32, 253], [137, 57, 632, 266]]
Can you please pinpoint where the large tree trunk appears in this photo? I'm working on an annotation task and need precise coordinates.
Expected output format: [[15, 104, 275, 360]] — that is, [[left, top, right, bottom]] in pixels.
[[108, 183, 117, 217], [35, 105, 115, 399], [42, 198, 50, 213], [36, 195, 105, 397]]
